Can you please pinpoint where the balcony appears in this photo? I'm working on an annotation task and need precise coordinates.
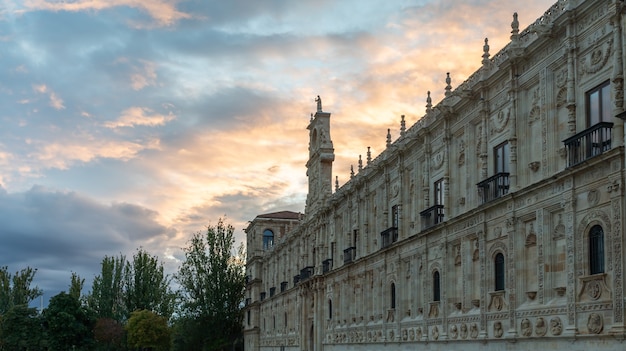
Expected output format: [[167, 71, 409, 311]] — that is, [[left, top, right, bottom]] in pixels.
[[477, 172, 510, 204], [269, 287, 276, 297], [300, 266, 314, 281], [343, 247, 356, 264], [322, 258, 333, 273], [293, 274, 301, 285], [245, 297, 251, 306], [280, 281, 288, 292], [380, 227, 398, 249], [420, 204, 444, 230], [563, 122, 613, 167], [260, 292, 266, 301]]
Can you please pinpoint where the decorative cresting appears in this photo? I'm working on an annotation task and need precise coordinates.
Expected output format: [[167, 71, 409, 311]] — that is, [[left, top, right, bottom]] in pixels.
[[581, 38, 614, 76]]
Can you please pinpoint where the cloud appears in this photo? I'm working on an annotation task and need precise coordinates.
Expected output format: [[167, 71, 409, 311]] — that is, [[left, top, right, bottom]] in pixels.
[[0, 185, 174, 297], [20, 0, 191, 27], [104, 107, 175, 128], [130, 60, 158, 90], [32, 84, 65, 110]]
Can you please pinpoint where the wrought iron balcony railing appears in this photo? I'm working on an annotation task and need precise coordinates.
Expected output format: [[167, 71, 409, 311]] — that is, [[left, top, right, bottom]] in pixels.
[[420, 204, 445, 230], [563, 122, 613, 167], [343, 247, 356, 264], [300, 266, 314, 281], [477, 172, 510, 204], [322, 258, 333, 273], [380, 227, 398, 249]]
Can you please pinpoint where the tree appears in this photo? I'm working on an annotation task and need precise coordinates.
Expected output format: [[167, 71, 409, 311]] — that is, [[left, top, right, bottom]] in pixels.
[[93, 317, 125, 351], [0, 266, 43, 315], [88, 255, 126, 321], [69, 272, 85, 301], [44, 292, 95, 351], [126, 310, 170, 351], [124, 248, 177, 321], [176, 218, 246, 350], [0, 304, 46, 350]]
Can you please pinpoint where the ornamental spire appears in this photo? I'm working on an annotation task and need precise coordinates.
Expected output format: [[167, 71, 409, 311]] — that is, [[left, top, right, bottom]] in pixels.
[[482, 38, 490, 66]]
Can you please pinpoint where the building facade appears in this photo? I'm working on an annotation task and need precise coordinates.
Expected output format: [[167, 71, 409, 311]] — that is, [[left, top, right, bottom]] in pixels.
[[244, 1, 626, 350]]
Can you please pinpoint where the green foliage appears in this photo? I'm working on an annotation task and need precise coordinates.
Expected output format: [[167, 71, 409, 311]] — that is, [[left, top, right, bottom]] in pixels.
[[44, 291, 96, 351], [176, 218, 246, 350], [126, 310, 170, 351], [69, 272, 85, 301], [0, 304, 46, 351], [0, 266, 43, 315], [88, 250, 177, 324], [88, 255, 127, 321], [124, 248, 177, 321]]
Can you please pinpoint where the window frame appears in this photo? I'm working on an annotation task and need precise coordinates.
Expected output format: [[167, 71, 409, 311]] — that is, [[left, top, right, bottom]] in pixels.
[[433, 271, 441, 302], [494, 252, 505, 291], [586, 80, 611, 127], [263, 229, 274, 250], [494, 141, 510, 174], [589, 225, 605, 275]]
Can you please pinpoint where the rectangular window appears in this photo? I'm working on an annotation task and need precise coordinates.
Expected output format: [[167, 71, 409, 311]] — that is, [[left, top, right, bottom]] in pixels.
[[587, 81, 611, 126], [392, 205, 399, 228], [434, 178, 444, 206], [494, 141, 510, 174]]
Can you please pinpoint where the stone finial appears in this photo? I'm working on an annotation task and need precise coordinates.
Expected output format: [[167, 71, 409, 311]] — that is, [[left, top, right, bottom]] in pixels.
[[310, 113, 314, 121], [358, 155, 363, 171], [426, 91, 432, 113], [315, 95, 322, 112], [445, 73, 452, 97], [482, 38, 490, 65], [511, 13, 519, 40], [335, 176, 339, 191], [386, 128, 392, 147], [400, 115, 406, 137], [367, 146, 372, 164], [350, 165, 355, 178]]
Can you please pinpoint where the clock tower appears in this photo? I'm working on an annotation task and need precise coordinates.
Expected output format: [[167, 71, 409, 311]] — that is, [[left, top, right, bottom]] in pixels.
[[305, 96, 335, 217]]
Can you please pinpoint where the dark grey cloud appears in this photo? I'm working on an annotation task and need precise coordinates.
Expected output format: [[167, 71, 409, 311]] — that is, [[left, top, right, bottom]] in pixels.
[[0, 185, 173, 302]]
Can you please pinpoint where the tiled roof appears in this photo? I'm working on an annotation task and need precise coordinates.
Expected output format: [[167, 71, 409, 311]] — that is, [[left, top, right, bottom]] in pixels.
[[255, 211, 302, 220]]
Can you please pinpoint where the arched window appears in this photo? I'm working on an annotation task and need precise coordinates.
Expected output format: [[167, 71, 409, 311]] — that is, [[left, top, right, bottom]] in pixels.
[[390, 282, 396, 309], [589, 225, 604, 274], [328, 299, 333, 319], [263, 229, 274, 250], [433, 271, 441, 302], [495, 253, 505, 291]]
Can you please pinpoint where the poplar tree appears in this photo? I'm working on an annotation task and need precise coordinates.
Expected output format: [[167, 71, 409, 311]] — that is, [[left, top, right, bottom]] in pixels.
[[176, 218, 246, 350]]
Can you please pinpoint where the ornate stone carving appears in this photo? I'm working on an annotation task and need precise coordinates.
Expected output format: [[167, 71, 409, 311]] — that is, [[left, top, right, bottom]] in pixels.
[[460, 323, 468, 339], [535, 317, 547, 336], [431, 326, 439, 340], [493, 321, 503, 338], [521, 318, 532, 336], [491, 108, 510, 134], [549, 317, 563, 336], [581, 38, 613, 76], [450, 324, 458, 339], [470, 323, 478, 339], [587, 313, 603, 334]]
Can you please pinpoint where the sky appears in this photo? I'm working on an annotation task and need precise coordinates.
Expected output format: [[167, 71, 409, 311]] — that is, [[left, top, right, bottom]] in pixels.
[[0, 0, 557, 304]]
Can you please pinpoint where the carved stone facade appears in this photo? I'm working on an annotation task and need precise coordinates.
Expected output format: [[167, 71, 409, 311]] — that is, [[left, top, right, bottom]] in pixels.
[[244, 1, 626, 350]]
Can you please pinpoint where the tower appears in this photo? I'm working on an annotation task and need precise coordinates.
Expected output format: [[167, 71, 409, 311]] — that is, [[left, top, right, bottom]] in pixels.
[[305, 96, 335, 217]]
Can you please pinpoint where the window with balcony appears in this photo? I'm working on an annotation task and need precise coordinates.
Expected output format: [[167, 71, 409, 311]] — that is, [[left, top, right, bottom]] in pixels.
[[322, 258, 333, 273], [564, 81, 613, 166], [477, 142, 510, 203], [390, 282, 396, 309], [420, 178, 445, 229], [280, 281, 288, 292], [270, 287, 276, 297], [381, 206, 399, 248], [589, 225, 605, 275], [300, 266, 314, 281], [495, 253, 505, 291], [263, 229, 274, 250]]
